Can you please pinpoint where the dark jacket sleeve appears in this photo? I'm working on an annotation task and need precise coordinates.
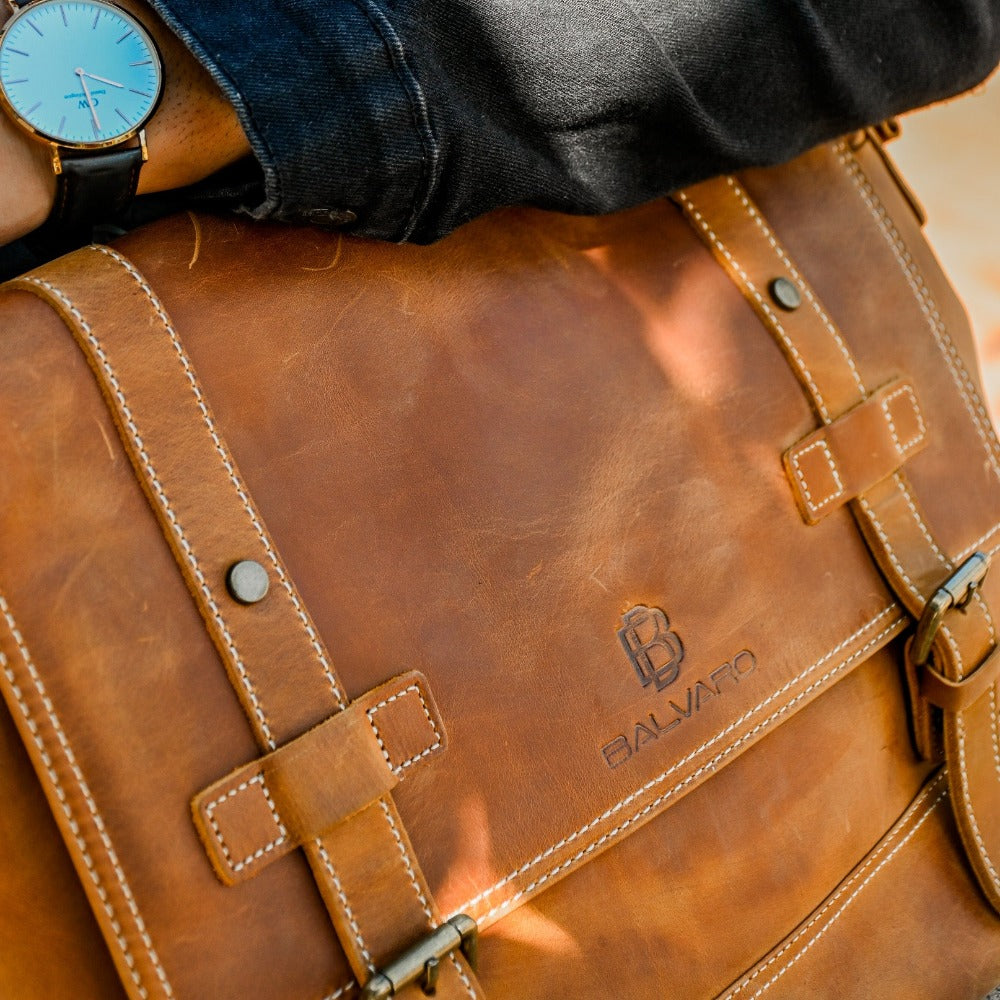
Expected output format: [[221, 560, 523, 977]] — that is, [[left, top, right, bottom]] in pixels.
[[149, 0, 1000, 243]]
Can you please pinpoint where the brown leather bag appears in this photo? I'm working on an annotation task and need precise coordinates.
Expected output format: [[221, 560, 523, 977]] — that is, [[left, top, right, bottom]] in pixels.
[[2, 130, 1000, 1000]]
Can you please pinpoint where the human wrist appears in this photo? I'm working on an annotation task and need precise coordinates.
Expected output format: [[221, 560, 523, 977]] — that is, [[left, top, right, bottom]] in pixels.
[[112, 0, 251, 195], [0, 0, 250, 245]]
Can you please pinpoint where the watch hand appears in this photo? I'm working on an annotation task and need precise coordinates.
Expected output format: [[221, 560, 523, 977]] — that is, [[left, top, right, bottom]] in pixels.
[[81, 71, 124, 89], [75, 68, 101, 132]]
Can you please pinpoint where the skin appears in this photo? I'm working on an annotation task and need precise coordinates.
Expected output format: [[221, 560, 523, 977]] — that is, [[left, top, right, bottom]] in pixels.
[[0, 0, 251, 244]]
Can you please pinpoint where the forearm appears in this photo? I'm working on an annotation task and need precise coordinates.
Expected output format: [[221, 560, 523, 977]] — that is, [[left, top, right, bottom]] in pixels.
[[0, 0, 249, 243]]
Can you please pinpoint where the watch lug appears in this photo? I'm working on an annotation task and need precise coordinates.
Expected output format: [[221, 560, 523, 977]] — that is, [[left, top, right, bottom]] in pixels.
[[6, 1, 20, 13], [138, 129, 149, 163], [50, 147, 63, 176]]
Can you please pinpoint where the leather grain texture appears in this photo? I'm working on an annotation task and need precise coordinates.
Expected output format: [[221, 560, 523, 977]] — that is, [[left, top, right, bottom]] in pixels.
[[1, 134, 999, 999]]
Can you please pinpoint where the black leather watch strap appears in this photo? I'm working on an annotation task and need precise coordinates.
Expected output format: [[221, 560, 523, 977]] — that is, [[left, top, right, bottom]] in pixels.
[[47, 146, 144, 233]]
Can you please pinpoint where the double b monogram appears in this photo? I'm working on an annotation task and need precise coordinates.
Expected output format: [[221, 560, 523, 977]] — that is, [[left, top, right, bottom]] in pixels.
[[617, 606, 684, 691]]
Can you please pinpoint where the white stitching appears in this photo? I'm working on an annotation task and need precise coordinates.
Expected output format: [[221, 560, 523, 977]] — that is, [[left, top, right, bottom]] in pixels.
[[204, 774, 288, 875], [881, 384, 926, 455], [956, 715, 1000, 891], [725, 176, 867, 397], [472, 617, 904, 926], [90, 246, 347, 713], [961, 523, 1000, 561], [726, 777, 947, 999], [452, 608, 902, 921], [990, 689, 1000, 782], [321, 984, 356, 1000], [674, 190, 831, 422], [448, 954, 480, 1000], [856, 484, 964, 676], [315, 839, 375, 971], [379, 800, 434, 921], [17, 274, 277, 750], [837, 146, 1000, 480], [789, 439, 845, 512], [366, 685, 443, 774], [378, 801, 479, 1000], [0, 593, 173, 998], [857, 498, 926, 603]]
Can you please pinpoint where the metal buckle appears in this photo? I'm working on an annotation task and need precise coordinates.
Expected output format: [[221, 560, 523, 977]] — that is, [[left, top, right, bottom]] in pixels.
[[360, 915, 479, 999], [912, 552, 990, 667]]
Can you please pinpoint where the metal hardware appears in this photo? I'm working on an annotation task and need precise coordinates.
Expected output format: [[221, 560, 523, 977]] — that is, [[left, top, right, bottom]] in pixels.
[[225, 559, 270, 605], [769, 276, 802, 311], [912, 552, 990, 666], [360, 914, 479, 999]]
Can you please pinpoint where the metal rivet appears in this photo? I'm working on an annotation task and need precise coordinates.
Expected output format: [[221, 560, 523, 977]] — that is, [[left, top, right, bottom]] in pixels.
[[226, 560, 269, 604], [769, 276, 802, 311]]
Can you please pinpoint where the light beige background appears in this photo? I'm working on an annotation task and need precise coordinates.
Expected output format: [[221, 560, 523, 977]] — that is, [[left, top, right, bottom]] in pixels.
[[892, 77, 1000, 418]]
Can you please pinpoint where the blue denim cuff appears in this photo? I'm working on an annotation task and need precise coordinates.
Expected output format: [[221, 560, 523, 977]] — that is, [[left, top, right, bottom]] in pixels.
[[148, 0, 438, 241]]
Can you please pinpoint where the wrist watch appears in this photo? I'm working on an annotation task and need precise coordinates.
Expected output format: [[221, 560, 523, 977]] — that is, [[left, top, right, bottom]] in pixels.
[[0, 0, 164, 238]]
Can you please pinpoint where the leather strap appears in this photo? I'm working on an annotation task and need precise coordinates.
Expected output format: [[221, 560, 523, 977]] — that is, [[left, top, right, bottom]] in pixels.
[[10, 246, 483, 1000], [36, 147, 144, 246], [674, 137, 1000, 912], [192, 671, 446, 886], [783, 377, 928, 524]]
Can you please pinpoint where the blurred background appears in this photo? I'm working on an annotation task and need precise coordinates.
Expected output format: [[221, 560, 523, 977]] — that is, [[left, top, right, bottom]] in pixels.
[[892, 76, 1000, 420]]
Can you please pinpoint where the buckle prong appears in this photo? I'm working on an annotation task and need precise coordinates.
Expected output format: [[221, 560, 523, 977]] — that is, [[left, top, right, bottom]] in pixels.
[[912, 552, 990, 667]]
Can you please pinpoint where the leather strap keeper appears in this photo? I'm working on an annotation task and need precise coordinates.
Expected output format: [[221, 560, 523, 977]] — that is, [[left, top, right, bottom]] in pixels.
[[783, 378, 928, 524], [921, 646, 1000, 713], [193, 671, 446, 886]]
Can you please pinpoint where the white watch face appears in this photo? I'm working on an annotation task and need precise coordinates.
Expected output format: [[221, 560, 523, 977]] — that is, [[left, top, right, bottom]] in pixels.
[[0, 0, 163, 148]]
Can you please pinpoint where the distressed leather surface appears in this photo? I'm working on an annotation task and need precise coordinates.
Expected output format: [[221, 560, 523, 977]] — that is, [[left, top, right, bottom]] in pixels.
[[1, 136, 999, 999]]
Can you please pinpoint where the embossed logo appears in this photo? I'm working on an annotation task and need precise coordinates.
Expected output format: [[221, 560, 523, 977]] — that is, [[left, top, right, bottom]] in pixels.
[[617, 605, 685, 691]]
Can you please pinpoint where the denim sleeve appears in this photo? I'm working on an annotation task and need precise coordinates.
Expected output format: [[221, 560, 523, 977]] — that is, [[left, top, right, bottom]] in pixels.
[[148, 0, 1000, 243]]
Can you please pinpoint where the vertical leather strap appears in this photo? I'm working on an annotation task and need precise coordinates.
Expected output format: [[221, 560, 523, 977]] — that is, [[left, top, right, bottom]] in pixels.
[[673, 140, 1000, 912], [10, 246, 482, 1000]]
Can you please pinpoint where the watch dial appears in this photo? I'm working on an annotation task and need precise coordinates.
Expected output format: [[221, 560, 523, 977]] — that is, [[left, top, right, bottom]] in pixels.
[[0, 0, 163, 146]]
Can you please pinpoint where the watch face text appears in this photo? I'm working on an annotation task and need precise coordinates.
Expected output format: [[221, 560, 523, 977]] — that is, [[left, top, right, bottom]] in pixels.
[[0, 0, 163, 146]]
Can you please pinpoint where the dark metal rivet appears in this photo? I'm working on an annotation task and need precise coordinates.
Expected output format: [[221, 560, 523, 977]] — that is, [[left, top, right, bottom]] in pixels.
[[226, 560, 269, 604], [769, 276, 802, 311]]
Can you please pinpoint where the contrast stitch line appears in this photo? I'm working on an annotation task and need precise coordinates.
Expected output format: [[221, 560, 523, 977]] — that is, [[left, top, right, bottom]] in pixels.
[[990, 688, 1000, 782], [379, 800, 434, 921], [454, 608, 901, 919], [448, 955, 480, 1000], [473, 618, 903, 926], [790, 439, 844, 512], [857, 485, 963, 676], [882, 384, 926, 455], [0, 593, 173, 999], [726, 777, 947, 999], [321, 983, 356, 1000], [378, 800, 479, 1000], [315, 839, 375, 971], [961, 522, 1000, 561], [725, 176, 866, 396], [675, 189, 831, 422], [16, 275, 277, 749], [837, 145, 1000, 480], [366, 685, 442, 774], [204, 774, 288, 874], [890, 472, 996, 675], [92, 246, 347, 713], [956, 715, 1000, 891]]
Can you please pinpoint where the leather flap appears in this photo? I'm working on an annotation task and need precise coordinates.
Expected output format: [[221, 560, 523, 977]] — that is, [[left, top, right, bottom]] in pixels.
[[1, 138, 999, 999]]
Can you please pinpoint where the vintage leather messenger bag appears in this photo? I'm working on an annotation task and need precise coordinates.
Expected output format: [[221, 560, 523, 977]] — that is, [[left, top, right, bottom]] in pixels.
[[2, 130, 1000, 1000]]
